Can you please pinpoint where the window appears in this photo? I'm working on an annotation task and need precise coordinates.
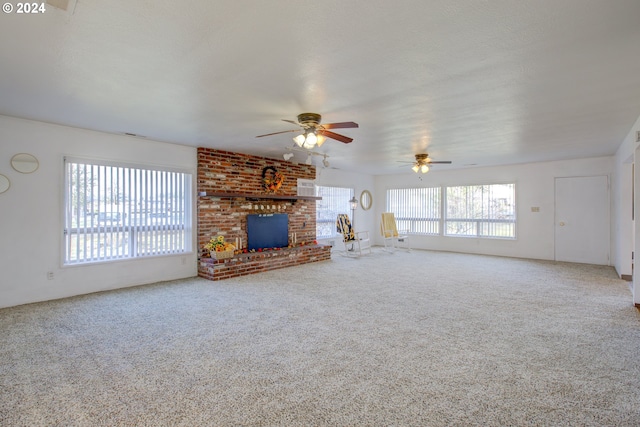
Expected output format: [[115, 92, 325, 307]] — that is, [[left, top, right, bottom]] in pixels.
[[64, 158, 192, 265], [386, 183, 516, 239], [316, 186, 354, 239], [445, 184, 515, 238], [387, 187, 441, 234]]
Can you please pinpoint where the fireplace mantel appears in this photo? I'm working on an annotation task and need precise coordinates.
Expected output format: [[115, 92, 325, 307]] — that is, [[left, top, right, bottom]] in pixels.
[[198, 191, 321, 202]]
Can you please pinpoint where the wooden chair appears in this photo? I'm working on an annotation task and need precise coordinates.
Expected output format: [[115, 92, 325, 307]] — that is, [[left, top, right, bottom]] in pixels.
[[336, 214, 371, 257], [380, 212, 410, 251]]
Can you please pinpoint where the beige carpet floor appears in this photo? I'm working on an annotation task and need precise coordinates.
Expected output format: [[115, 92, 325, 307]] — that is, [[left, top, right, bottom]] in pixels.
[[1, 248, 639, 426]]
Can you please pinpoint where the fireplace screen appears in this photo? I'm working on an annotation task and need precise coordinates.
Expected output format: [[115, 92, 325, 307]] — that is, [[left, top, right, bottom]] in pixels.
[[247, 214, 289, 251]]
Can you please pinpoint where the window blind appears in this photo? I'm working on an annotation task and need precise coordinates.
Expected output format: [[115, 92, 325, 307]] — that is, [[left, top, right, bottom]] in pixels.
[[64, 158, 192, 264], [386, 187, 441, 234], [315, 186, 354, 239]]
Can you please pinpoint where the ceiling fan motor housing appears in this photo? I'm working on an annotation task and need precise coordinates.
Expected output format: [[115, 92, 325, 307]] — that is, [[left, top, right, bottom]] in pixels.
[[297, 113, 322, 127], [415, 153, 430, 164]]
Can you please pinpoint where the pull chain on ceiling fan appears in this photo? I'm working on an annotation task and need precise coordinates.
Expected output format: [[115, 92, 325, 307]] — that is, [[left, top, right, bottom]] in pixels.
[[256, 113, 358, 149]]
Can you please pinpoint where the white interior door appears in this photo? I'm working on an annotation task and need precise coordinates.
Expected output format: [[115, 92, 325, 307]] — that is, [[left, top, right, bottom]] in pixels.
[[555, 176, 609, 265]]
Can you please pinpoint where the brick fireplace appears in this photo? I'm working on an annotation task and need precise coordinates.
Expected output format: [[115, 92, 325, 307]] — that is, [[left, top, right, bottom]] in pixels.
[[197, 147, 331, 280]]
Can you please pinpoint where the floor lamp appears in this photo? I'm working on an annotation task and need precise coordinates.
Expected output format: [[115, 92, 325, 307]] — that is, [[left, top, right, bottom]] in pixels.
[[349, 196, 358, 228], [347, 196, 359, 252]]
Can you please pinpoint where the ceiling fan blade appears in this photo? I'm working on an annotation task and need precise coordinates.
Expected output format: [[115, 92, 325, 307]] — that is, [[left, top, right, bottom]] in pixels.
[[321, 121, 359, 130], [427, 161, 452, 164], [317, 129, 353, 143], [282, 119, 300, 126], [256, 129, 299, 138]]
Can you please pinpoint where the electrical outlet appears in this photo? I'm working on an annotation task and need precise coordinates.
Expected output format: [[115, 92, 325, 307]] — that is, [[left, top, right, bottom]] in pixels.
[[47, 271, 54, 280], [181, 257, 187, 265]]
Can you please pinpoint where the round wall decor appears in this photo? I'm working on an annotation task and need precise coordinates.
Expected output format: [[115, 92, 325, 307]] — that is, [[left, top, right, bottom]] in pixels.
[[0, 174, 9, 194], [11, 153, 39, 174]]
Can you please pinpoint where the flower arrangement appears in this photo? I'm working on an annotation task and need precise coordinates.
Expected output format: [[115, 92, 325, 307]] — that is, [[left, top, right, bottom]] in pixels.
[[262, 166, 284, 193], [204, 235, 235, 258]]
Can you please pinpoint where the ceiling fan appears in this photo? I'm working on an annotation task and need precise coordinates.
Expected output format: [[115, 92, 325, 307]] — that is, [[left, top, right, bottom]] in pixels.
[[399, 153, 452, 173], [256, 113, 358, 149]]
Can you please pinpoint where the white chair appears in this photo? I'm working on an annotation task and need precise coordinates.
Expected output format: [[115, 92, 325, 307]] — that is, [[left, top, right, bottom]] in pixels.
[[336, 214, 371, 257], [380, 212, 410, 251]]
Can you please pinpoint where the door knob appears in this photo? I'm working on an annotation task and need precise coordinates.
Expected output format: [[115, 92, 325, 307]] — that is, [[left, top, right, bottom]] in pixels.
[[559, 221, 565, 226]]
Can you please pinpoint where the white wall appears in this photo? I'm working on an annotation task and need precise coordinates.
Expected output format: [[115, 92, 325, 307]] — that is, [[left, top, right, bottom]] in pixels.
[[2, 113, 636, 309], [613, 114, 640, 277], [613, 114, 640, 302], [374, 157, 614, 262], [0, 116, 198, 308], [314, 167, 376, 249]]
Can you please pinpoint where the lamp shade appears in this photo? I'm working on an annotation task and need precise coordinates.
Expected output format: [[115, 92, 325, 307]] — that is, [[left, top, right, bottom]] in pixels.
[[293, 134, 306, 147], [306, 132, 317, 145]]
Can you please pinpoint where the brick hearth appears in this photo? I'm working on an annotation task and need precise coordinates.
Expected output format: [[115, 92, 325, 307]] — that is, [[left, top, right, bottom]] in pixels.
[[198, 245, 332, 281]]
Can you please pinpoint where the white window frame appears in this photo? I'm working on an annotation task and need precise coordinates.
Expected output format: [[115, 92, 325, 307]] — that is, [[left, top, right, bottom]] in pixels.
[[316, 185, 354, 239], [445, 183, 516, 239], [63, 157, 193, 265], [386, 182, 516, 240]]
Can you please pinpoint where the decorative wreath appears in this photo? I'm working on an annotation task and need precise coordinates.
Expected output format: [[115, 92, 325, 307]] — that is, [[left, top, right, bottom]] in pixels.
[[262, 166, 284, 193]]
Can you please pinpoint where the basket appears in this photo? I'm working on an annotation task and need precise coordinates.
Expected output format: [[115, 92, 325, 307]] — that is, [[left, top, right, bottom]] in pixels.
[[211, 250, 234, 260]]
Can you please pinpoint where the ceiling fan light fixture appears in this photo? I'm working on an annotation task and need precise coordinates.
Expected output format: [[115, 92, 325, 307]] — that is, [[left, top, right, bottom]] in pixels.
[[306, 132, 317, 146], [293, 134, 306, 147], [405, 153, 451, 174], [412, 162, 430, 173], [293, 130, 320, 149]]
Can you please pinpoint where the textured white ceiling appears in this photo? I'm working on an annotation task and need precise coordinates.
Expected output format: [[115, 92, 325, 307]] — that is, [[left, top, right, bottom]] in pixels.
[[1, 0, 640, 174]]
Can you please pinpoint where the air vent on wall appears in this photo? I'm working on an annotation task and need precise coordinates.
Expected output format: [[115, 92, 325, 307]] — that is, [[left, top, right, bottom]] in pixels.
[[296, 179, 315, 197], [123, 132, 147, 138]]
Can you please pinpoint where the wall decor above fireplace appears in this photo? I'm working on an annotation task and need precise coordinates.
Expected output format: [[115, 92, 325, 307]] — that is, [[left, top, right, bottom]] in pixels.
[[262, 166, 284, 193]]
